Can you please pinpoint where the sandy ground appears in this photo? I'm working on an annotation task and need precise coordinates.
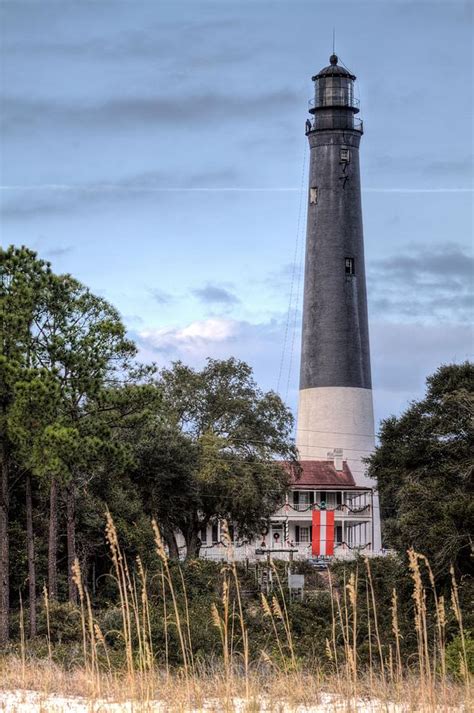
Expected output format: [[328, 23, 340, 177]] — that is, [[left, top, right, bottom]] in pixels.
[[0, 689, 466, 712], [0, 689, 391, 712]]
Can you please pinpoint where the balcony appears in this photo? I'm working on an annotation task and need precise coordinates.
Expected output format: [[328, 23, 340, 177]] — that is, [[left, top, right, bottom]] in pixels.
[[273, 502, 371, 520], [309, 95, 360, 111], [306, 117, 364, 133]]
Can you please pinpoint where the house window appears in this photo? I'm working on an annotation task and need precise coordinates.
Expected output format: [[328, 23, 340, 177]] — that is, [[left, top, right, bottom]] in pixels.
[[200, 527, 208, 544], [299, 527, 310, 543], [309, 186, 318, 204], [335, 525, 343, 544], [340, 148, 350, 163], [211, 523, 219, 544], [345, 257, 355, 275], [300, 492, 310, 506]]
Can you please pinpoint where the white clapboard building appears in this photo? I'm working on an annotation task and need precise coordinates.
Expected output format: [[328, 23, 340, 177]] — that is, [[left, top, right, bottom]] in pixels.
[[196, 451, 374, 562]]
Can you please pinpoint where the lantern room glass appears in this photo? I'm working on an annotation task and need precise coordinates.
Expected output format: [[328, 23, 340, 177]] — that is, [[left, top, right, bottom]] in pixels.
[[315, 76, 354, 109]]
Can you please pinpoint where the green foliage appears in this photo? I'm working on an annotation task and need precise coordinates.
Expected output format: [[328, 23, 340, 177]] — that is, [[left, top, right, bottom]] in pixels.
[[445, 632, 474, 678], [2, 245, 471, 679], [138, 358, 299, 557], [36, 601, 83, 644], [367, 362, 474, 580]]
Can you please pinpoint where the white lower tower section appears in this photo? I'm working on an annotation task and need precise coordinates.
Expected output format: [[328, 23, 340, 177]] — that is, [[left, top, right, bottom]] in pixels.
[[296, 386, 382, 551]]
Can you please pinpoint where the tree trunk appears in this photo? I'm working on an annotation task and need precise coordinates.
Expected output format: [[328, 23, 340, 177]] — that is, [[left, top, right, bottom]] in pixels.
[[163, 527, 180, 560], [66, 485, 77, 605], [25, 474, 36, 637], [0, 442, 9, 644], [184, 526, 202, 560], [48, 478, 58, 600]]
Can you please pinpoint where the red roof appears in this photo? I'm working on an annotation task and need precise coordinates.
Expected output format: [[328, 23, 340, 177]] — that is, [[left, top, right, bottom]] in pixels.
[[288, 460, 355, 488]]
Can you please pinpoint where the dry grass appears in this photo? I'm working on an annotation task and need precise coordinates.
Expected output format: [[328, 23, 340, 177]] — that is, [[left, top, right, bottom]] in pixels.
[[0, 658, 469, 711], [1, 516, 472, 711]]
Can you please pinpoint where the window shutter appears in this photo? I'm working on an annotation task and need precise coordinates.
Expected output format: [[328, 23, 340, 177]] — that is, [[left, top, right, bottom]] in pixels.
[[310, 526, 313, 546], [295, 525, 300, 543], [293, 491, 300, 506], [212, 524, 218, 543], [309, 491, 314, 505]]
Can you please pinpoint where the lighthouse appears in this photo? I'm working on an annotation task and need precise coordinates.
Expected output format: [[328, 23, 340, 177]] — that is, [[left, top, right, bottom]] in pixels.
[[296, 54, 381, 551]]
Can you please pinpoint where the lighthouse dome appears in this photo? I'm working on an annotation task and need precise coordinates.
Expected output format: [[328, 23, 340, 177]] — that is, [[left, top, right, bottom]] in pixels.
[[312, 54, 356, 81]]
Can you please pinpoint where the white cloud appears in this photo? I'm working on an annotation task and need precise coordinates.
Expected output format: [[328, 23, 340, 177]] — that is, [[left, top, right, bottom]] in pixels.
[[136, 316, 288, 393], [138, 318, 240, 359], [136, 314, 473, 436]]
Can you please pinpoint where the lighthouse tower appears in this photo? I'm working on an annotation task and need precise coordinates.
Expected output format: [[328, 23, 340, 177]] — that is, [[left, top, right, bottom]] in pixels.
[[296, 54, 381, 551]]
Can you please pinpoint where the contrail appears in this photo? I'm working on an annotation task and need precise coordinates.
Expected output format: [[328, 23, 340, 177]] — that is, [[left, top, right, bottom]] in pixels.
[[0, 185, 472, 193], [364, 188, 473, 193]]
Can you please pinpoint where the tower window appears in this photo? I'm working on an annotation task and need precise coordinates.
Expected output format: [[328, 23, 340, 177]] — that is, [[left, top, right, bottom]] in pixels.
[[309, 186, 318, 204], [340, 148, 350, 163], [345, 257, 355, 275]]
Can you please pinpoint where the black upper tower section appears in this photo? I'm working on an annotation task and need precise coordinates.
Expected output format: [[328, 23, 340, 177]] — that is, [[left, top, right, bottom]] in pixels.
[[299, 55, 372, 390]]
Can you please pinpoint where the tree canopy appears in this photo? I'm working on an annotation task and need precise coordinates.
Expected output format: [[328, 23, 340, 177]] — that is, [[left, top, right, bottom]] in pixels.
[[0, 246, 298, 641], [368, 362, 474, 580], [132, 358, 298, 558]]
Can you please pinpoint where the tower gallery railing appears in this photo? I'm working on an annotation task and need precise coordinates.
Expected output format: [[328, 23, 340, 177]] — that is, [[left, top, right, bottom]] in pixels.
[[308, 95, 360, 110], [306, 116, 364, 133]]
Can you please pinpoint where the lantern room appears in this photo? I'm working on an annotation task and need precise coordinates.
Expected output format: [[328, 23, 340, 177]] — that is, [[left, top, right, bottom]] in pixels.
[[307, 54, 362, 132]]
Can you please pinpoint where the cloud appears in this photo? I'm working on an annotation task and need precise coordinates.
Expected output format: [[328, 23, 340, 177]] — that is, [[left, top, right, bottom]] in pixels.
[[368, 242, 473, 322], [192, 284, 239, 306], [136, 316, 287, 391], [367, 154, 473, 181], [1, 89, 300, 134], [0, 167, 241, 220], [4, 186, 468, 223], [2, 17, 250, 64], [371, 321, 472, 393], [138, 318, 240, 358], [43, 245, 73, 258], [371, 320, 473, 425], [263, 262, 304, 296], [134, 311, 474, 435], [0, 193, 75, 220], [150, 288, 175, 306], [121, 313, 144, 326]]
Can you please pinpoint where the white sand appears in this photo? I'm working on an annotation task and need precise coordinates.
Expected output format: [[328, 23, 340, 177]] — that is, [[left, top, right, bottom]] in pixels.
[[0, 689, 465, 712]]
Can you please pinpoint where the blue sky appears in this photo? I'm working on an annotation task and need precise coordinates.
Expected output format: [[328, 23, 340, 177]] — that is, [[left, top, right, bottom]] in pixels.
[[1, 0, 473, 431]]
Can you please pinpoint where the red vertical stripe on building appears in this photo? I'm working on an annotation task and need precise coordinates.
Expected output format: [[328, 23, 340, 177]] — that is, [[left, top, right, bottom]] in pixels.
[[312, 510, 335, 556], [326, 511, 335, 556], [312, 510, 320, 555]]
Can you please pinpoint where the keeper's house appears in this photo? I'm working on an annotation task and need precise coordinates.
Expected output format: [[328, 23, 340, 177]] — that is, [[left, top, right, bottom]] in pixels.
[[197, 449, 374, 562]]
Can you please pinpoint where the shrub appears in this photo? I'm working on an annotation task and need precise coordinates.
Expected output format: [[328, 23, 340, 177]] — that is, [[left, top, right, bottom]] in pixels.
[[446, 632, 474, 679]]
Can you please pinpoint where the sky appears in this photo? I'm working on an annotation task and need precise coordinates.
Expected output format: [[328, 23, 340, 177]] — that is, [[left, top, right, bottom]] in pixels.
[[0, 0, 473, 433]]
